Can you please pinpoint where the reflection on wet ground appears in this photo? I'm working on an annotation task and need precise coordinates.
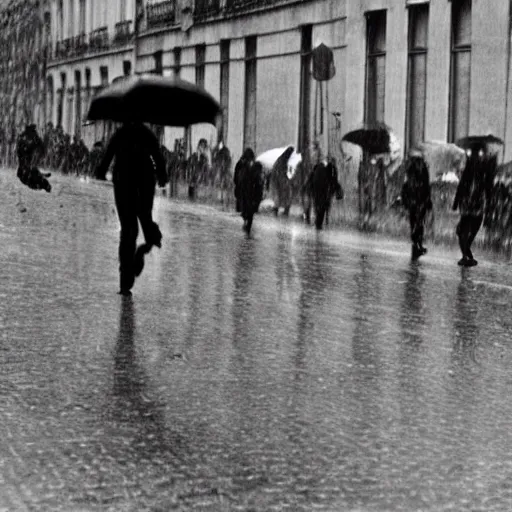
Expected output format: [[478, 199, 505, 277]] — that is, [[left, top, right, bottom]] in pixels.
[[1, 173, 512, 510]]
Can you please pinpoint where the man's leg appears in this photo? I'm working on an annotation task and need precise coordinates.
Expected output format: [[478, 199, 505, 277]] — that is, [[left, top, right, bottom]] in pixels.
[[114, 181, 138, 294], [457, 215, 472, 265], [137, 174, 162, 249], [466, 215, 483, 262]]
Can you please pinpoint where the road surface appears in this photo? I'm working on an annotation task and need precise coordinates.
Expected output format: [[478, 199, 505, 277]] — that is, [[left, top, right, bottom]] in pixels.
[[1, 171, 512, 511]]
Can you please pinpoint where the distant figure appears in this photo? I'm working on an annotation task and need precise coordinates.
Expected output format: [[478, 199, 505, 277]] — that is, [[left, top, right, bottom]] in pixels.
[[166, 139, 186, 198], [401, 150, 432, 259], [269, 146, 295, 216], [42, 122, 54, 168], [16, 124, 51, 192], [302, 159, 343, 230], [234, 148, 255, 213], [452, 143, 496, 267], [234, 148, 264, 235], [211, 141, 232, 203], [187, 138, 209, 200], [96, 122, 168, 296], [89, 141, 105, 178]]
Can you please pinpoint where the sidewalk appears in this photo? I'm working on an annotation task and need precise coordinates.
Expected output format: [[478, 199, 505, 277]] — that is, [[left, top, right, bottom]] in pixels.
[[23, 167, 491, 252], [154, 179, 489, 251]]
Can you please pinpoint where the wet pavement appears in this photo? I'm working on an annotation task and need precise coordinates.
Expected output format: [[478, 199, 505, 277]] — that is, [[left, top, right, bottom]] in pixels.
[[2, 171, 512, 511]]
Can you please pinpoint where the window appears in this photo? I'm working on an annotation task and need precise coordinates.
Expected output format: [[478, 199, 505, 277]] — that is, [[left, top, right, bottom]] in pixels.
[[58, 0, 64, 41], [44, 12, 51, 46], [46, 75, 54, 125], [79, 0, 86, 34], [449, 0, 472, 142], [69, 0, 75, 38], [57, 73, 66, 127], [100, 66, 109, 87], [219, 39, 230, 142], [75, 70, 81, 135], [406, 3, 429, 149], [244, 36, 257, 151], [298, 25, 312, 155], [365, 10, 387, 125], [120, 0, 126, 21], [123, 60, 132, 76], [173, 47, 182, 78], [84, 67, 91, 111], [153, 50, 163, 75], [195, 44, 206, 88]]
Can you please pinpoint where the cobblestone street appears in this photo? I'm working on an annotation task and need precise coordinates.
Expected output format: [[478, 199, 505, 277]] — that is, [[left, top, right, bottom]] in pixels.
[[3, 171, 512, 511]]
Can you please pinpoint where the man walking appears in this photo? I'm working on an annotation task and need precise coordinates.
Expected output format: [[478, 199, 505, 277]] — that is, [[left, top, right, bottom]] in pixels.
[[96, 122, 167, 295], [401, 149, 432, 259], [453, 143, 496, 267]]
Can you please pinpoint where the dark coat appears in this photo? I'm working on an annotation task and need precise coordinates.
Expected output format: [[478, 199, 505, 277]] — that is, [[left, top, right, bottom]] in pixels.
[[96, 123, 167, 186], [453, 151, 496, 217], [303, 161, 343, 229], [234, 148, 256, 213], [401, 156, 432, 212], [239, 161, 264, 219], [16, 125, 44, 170]]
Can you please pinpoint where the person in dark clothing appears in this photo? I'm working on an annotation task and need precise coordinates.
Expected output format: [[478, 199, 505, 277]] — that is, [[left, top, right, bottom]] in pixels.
[[187, 138, 208, 200], [89, 141, 105, 178], [401, 150, 432, 259], [96, 122, 168, 296], [234, 148, 255, 214], [452, 143, 496, 267], [234, 148, 264, 235], [16, 124, 52, 192]]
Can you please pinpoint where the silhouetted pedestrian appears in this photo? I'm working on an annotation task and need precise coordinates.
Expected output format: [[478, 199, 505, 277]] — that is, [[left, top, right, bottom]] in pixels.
[[453, 143, 496, 266], [401, 150, 432, 259], [16, 124, 51, 192], [234, 148, 255, 213], [234, 148, 264, 235], [302, 158, 343, 230], [187, 138, 208, 200], [96, 122, 167, 295]]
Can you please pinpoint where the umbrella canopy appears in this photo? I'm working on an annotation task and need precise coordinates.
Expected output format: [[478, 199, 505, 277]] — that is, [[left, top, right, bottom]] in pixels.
[[342, 123, 392, 154], [256, 147, 302, 178], [456, 134, 504, 149], [87, 74, 221, 127], [417, 140, 467, 181]]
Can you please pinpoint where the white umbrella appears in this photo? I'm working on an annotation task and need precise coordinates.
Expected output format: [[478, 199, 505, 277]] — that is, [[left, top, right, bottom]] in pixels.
[[417, 140, 467, 181], [256, 147, 289, 169], [256, 146, 302, 180]]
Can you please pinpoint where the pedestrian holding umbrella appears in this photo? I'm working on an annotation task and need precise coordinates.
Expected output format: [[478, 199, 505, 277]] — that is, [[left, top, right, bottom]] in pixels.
[[88, 75, 220, 296], [343, 122, 397, 226], [341, 122, 394, 155], [452, 138, 500, 267]]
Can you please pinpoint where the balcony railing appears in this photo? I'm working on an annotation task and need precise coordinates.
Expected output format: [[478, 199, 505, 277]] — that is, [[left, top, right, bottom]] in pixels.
[[114, 20, 133, 45], [147, 0, 176, 29], [72, 33, 87, 54], [194, 0, 222, 21], [89, 27, 109, 52], [55, 37, 73, 59]]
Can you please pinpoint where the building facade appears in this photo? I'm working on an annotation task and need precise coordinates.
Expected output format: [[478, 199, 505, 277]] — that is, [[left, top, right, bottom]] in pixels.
[[42, 0, 512, 166], [0, 0, 49, 163], [45, 0, 136, 146]]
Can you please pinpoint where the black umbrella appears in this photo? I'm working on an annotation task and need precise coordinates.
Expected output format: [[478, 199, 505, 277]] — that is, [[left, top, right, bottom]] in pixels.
[[456, 134, 504, 149], [342, 123, 392, 154], [86, 74, 220, 127]]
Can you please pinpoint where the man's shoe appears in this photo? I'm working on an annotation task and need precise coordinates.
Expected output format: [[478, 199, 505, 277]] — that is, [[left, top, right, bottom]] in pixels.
[[412, 244, 422, 260], [134, 244, 150, 277]]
